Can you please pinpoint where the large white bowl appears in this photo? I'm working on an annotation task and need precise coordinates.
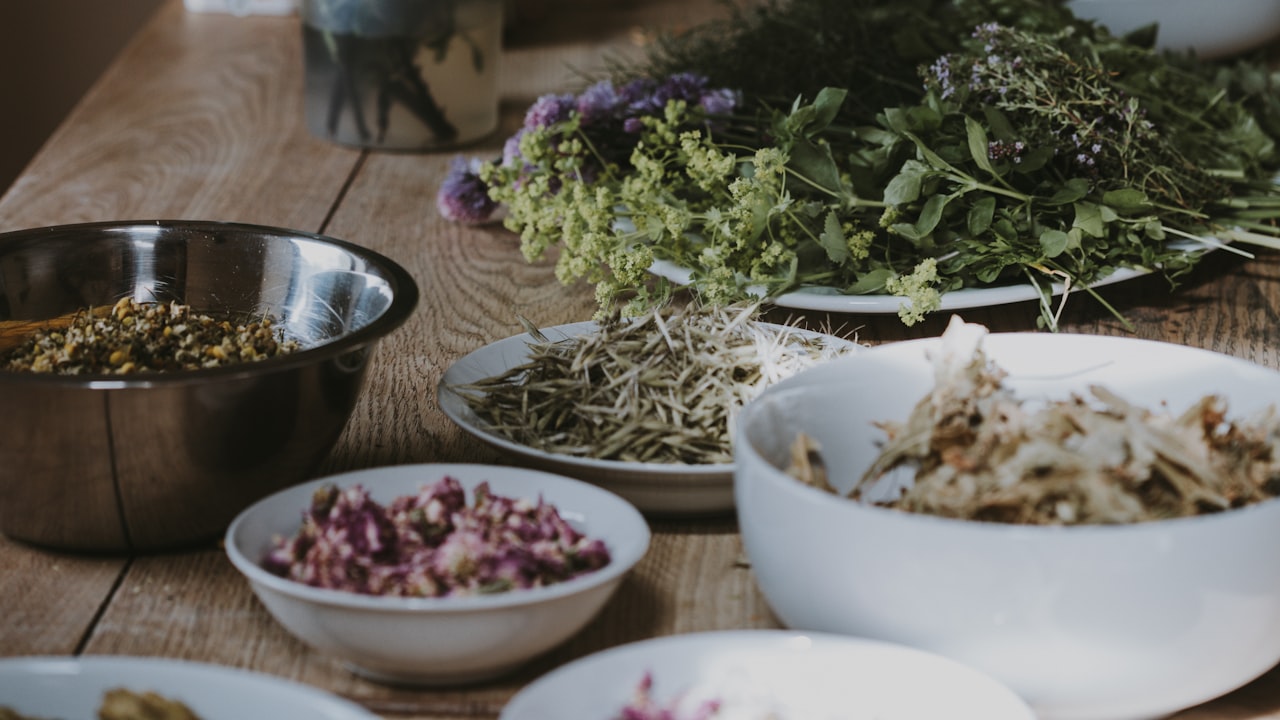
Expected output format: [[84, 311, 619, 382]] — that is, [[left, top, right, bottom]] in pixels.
[[1067, 0, 1280, 58], [501, 630, 1034, 719], [734, 332, 1280, 720], [225, 462, 650, 686]]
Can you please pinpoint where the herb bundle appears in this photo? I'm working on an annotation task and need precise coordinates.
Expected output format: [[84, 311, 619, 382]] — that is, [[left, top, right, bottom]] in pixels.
[[439, 0, 1280, 327]]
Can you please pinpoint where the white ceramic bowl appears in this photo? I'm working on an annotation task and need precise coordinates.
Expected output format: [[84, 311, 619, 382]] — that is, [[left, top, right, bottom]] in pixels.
[[734, 332, 1280, 720], [1068, 0, 1280, 58], [501, 630, 1034, 719], [225, 462, 650, 686]]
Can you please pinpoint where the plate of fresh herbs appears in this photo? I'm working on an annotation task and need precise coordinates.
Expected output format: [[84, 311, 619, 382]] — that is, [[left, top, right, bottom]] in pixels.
[[438, 0, 1280, 330], [436, 303, 856, 515]]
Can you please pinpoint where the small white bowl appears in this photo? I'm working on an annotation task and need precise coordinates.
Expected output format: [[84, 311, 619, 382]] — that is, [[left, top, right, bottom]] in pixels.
[[225, 463, 650, 686], [500, 629, 1034, 719], [1067, 0, 1280, 58], [734, 332, 1280, 720]]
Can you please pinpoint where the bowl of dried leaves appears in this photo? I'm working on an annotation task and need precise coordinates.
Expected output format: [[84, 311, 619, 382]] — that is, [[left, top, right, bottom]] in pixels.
[[734, 317, 1280, 720], [0, 220, 418, 553], [437, 302, 858, 516]]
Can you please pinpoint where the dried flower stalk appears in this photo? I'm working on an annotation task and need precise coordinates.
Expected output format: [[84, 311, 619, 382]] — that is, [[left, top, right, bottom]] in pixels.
[[455, 303, 854, 465], [791, 318, 1280, 525]]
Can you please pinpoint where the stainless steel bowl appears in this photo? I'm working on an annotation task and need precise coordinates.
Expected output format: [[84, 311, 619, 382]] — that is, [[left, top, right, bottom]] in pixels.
[[0, 220, 419, 553]]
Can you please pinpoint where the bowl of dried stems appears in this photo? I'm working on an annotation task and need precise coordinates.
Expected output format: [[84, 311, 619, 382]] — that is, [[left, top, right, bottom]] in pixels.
[[735, 317, 1280, 720]]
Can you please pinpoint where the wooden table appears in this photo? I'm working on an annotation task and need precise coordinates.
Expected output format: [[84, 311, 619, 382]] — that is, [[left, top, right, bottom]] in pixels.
[[2, 1, 1280, 717]]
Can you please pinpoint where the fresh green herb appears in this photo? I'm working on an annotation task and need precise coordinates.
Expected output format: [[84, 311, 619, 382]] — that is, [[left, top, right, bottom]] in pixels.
[[442, 0, 1280, 328]]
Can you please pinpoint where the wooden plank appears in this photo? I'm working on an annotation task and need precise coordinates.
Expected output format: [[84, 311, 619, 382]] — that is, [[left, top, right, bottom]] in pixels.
[[0, 0, 354, 231], [0, 537, 125, 656]]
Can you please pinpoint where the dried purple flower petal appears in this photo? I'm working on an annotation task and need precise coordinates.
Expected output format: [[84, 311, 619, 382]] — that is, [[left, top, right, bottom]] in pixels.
[[436, 156, 498, 224], [262, 476, 611, 598], [524, 92, 576, 129]]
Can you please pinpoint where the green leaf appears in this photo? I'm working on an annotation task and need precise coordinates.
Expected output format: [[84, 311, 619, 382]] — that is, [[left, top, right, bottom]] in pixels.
[[1048, 178, 1090, 205], [1039, 229, 1070, 258], [818, 210, 851, 263], [809, 87, 848, 132], [892, 222, 923, 242], [1073, 201, 1106, 238], [788, 139, 843, 194], [1012, 146, 1053, 174], [1100, 187, 1152, 213], [882, 107, 911, 134], [967, 196, 996, 236], [883, 159, 930, 204], [965, 115, 999, 179], [981, 106, 1016, 141], [846, 267, 893, 294], [915, 193, 949, 236], [904, 131, 958, 174]]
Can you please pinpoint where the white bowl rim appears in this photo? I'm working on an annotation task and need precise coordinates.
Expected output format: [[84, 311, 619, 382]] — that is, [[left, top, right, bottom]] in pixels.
[[501, 628, 1036, 718], [224, 462, 651, 612], [737, 330, 1280, 535]]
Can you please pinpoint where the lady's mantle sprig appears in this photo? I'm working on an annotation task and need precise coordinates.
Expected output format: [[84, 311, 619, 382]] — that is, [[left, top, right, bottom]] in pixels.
[[437, 72, 740, 225]]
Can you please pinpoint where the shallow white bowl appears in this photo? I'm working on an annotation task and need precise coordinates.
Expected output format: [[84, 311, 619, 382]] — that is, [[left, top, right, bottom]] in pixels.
[[1068, 0, 1280, 58], [225, 462, 650, 686], [0, 656, 377, 719], [734, 332, 1280, 720], [501, 630, 1034, 719], [438, 320, 855, 516]]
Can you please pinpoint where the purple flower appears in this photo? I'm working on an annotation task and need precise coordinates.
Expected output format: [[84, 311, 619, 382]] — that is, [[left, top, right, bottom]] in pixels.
[[523, 92, 575, 129], [436, 156, 498, 224], [698, 87, 739, 116], [576, 80, 623, 124], [618, 77, 659, 111], [655, 72, 710, 105]]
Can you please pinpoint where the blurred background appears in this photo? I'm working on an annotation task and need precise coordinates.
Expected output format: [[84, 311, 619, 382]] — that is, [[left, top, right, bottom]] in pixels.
[[0, 0, 164, 195]]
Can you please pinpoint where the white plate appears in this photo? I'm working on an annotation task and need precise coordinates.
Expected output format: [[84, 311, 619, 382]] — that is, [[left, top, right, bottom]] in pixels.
[[500, 630, 1035, 719], [650, 236, 1217, 313], [438, 321, 855, 516], [0, 656, 378, 719]]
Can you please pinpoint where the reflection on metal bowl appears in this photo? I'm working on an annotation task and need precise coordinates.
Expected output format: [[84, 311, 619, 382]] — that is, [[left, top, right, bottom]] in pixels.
[[0, 220, 418, 552]]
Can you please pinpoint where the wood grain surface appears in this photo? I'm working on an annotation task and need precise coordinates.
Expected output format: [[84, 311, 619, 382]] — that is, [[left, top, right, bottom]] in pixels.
[[2, 1, 1280, 718]]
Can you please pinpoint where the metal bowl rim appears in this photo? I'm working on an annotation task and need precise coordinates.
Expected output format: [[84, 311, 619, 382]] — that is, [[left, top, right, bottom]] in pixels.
[[0, 219, 419, 388]]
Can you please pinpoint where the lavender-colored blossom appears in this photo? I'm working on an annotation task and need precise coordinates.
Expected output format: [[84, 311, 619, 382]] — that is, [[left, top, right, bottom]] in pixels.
[[654, 72, 710, 107], [576, 79, 623, 124], [436, 156, 498, 224], [523, 92, 576, 129], [928, 55, 956, 99], [698, 87, 739, 116], [618, 77, 659, 111]]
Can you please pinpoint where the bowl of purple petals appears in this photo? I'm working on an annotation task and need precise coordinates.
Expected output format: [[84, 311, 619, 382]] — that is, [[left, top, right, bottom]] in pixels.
[[224, 462, 649, 686]]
